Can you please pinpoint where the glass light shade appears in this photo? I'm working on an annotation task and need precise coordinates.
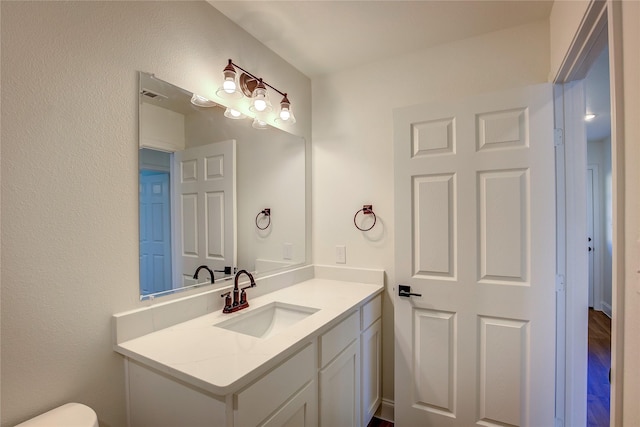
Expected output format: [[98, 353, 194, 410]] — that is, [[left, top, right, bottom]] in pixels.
[[275, 94, 296, 124], [252, 118, 268, 130], [249, 80, 272, 113], [224, 107, 246, 120], [216, 60, 242, 99], [275, 107, 297, 124], [190, 94, 217, 108]]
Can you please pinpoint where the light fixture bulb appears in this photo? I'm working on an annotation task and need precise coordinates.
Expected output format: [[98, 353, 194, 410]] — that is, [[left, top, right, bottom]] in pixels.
[[223, 78, 236, 94], [585, 114, 596, 121], [254, 99, 267, 112], [249, 79, 272, 113]]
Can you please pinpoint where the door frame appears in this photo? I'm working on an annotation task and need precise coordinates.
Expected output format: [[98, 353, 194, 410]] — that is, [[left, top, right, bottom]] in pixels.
[[553, 1, 625, 425]]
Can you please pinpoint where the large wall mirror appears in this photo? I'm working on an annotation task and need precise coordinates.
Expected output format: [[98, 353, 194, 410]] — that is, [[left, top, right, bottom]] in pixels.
[[138, 72, 306, 299]]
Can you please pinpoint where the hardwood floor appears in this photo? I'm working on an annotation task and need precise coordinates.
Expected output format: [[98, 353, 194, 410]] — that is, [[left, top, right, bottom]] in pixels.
[[367, 309, 610, 427], [588, 308, 611, 427]]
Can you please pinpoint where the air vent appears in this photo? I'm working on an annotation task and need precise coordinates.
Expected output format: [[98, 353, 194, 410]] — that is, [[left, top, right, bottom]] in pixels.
[[140, 89, 167, 100]]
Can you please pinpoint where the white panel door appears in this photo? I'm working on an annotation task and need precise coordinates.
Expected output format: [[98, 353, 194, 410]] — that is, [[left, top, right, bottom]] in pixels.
[[394, 84, 556, 426], [139, 170, 172, 294], [174, 140, 236, 284]]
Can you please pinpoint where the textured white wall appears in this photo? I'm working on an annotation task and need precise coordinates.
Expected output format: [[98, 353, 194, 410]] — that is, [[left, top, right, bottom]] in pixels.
[[0, 2, 310, 426], [311, 20, 550, 403], [549, 0, 591, 80]]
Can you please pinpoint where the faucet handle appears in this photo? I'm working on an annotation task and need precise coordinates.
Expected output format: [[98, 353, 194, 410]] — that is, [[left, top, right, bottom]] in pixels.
[[220, 292, 232, 310], [239, 284, 254, 305]]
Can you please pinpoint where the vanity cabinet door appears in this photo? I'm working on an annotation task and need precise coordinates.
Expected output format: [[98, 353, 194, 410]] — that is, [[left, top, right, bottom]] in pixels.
[[319, 340, 360, 427], [361, 318, 382, 426], [260, 381, 317, 427]]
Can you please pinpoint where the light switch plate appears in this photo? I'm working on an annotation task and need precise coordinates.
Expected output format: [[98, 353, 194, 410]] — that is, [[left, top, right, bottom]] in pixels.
[[283, 243, 293, 260], [336, 245, 346, 264]]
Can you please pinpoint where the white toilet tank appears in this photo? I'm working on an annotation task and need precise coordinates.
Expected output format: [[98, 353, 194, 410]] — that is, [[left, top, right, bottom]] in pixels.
[[15, 403, 98, 427]]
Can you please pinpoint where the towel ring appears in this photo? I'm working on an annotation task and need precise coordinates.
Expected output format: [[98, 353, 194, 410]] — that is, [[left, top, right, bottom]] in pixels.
[[354, 205, 376, 231], [255, 208, 271, 230]]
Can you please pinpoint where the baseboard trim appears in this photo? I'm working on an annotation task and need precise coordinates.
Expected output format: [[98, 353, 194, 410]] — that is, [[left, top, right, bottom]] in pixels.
[[601, 301, 612, 318], [374, 398, 394, 423]]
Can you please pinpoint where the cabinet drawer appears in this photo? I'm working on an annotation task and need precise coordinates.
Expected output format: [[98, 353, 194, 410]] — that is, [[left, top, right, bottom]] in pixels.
[[320, 311, 358, 367], [235, 342, 315, 427], [361, 295, 381, 331]]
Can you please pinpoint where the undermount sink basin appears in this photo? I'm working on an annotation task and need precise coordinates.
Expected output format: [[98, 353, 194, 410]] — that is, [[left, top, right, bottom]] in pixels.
[[214, 302, 319, 339]]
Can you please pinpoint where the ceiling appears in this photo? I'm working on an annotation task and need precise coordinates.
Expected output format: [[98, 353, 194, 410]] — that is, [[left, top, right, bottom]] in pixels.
[[209, 1, 554, 77]]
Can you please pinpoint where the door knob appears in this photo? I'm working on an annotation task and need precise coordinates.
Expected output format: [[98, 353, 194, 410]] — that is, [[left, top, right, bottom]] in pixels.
[[399, 285, 422, 298]]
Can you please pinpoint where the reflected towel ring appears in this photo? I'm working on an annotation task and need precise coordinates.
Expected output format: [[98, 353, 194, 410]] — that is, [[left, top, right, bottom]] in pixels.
[[256, 208, 271, 230], [354, 204, 376, 231]]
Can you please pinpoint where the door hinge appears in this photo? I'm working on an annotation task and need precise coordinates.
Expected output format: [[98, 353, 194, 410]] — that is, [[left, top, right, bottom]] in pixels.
[[556, 274, 565, 293], [554, 128, 564, 147]]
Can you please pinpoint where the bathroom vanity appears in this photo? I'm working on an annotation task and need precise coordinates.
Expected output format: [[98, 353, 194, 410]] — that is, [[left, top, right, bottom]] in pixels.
[[113, 267, 383, 427]]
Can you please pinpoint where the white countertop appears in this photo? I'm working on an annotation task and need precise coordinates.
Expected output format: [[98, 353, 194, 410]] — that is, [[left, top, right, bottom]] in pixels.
[[114, 278, 383, 396]]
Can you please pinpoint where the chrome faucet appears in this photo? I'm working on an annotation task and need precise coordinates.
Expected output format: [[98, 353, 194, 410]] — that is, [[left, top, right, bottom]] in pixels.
[[193, 265, 215, 285], [221, 269, 256, 313]]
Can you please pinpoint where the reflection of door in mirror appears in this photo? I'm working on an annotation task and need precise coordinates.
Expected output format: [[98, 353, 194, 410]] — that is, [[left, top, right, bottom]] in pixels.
[[139, 149, 173, 295], [139, 143, 236, 297], [174, 140, 236, 288]]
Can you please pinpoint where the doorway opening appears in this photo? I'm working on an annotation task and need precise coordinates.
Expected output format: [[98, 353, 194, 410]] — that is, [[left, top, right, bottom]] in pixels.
[[554, 1, 625, 425], [585, 44, 612, 427]]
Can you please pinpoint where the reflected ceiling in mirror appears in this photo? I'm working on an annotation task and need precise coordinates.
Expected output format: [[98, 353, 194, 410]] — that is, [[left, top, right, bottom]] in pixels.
[[138, 72, 306, 300]]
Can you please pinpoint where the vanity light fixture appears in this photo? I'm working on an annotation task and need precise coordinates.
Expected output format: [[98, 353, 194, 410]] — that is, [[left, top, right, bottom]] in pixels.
[[216, 59, 295, 124]]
